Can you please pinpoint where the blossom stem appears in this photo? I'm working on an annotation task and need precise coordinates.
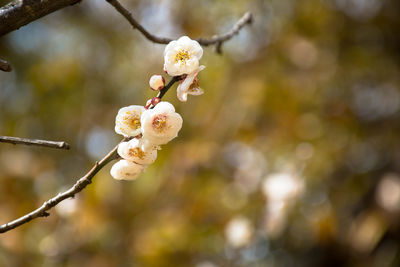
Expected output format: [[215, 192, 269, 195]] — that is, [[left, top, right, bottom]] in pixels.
[[156, 76, 181, 100]]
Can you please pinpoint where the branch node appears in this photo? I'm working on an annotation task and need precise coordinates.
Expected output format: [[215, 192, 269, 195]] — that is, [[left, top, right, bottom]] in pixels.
[[215, 41, 223, 54], [0, 59, 12, 72]]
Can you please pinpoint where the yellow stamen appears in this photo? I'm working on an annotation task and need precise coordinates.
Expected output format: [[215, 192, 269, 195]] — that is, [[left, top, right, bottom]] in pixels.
[[153, 114, 168, 133], [128, 147, 146, 160], [174, 50, 191, 64]]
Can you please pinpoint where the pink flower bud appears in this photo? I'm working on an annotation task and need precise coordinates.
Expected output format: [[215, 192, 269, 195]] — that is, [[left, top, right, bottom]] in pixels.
[[151, 97, 161, 105], [145, 99, 152, 109], [145, 97, 161, 109], [149, 75, 165, 91]]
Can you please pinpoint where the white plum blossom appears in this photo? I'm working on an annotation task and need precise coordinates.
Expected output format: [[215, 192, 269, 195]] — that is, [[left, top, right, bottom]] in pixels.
[[164, 36, 203, 76], [117, 138, 157, 165], [140, 101, 183, 151], [115, 105, 145, 137], [177, 65, 205, 102], [110, 159, 144, 180], [111, 36, 207, 181], [149, 75, 165, 91], [225, 216, 254, 248], [262, 173, 303, 203]]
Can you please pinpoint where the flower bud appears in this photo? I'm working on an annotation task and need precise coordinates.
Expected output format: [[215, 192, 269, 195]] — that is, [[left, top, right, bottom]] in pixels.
[[149, 75, 165, 91], [145, 97, 161, 109], [151, 97, 161, 105]]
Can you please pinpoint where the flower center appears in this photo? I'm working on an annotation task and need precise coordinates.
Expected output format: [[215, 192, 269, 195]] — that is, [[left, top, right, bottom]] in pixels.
[[174, 50, 191, 64], [189, 77, 200, 92], [128, 147, 146, 160], [152, 114, 168, 133], [123, 114, 141, 130], [131, 117, 140, 129]]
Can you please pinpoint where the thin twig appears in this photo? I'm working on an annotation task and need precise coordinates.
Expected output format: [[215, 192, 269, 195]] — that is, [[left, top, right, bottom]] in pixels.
[[0, 136, 70, 150], [157, 76, 180, 100], [0, 59, 12, 72], [105, 0, 253, 52], [0, 140, 122, 233]]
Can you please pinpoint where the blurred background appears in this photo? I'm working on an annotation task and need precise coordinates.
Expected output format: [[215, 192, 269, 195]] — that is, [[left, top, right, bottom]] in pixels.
[[1, 0, 400, 266]]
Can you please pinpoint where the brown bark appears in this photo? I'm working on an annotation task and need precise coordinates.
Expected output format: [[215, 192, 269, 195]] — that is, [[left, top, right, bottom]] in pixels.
[[0, 0, 82, 36]]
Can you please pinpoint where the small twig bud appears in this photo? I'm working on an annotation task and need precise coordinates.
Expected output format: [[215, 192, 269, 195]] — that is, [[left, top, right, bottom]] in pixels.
[[0, 59, 12, 72], [149, 75, 165, 91], [151, 97, 161, 105], [145, 97, 161, 109]]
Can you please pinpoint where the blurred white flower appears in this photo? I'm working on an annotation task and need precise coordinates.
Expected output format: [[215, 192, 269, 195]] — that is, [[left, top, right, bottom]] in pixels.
[[149, 75, 165, 91], [225, 216, 253, 248], [140, 101, 183, 150], [164, 36, 203, 76], [117, 138, 157, 165], [110, 159, 144, 180], [177, 65, 205, 102], [55, 197, 78, 218], [115, 105, 145, 137], [262, 172, 303, 203], [376, 173, 400, 213]]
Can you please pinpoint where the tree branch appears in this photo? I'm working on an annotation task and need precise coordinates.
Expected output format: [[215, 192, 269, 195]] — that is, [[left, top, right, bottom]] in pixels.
[[0, 139, 122, 233], [0, 136, 70, 150], [0, 77, 179, 233], [105, 0, 253, 52], [0, 0, 82, 37], [0, 0, 253, 234]]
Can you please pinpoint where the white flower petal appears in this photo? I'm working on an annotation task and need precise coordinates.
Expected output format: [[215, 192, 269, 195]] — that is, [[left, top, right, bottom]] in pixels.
[[164, 40, 177, 56], [175, 65, 205, 102], [154, 101, 175, 113], [110, 160, 144, 180], [177, 90, 188, 102], [188, 87, 204, 96]]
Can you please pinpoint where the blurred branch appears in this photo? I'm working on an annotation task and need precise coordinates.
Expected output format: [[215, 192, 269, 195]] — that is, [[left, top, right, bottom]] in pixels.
[[0, 136, 70, 150], [0, 0, 82, 36], [0, 59, 12, 72], [105, 0, 253, 53], [0, 140, 122, 234], [0, 0, 252, 51]]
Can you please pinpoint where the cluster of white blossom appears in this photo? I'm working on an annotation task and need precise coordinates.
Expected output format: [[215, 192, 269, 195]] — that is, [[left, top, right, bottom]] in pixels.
[[111, 36, 205, 180]]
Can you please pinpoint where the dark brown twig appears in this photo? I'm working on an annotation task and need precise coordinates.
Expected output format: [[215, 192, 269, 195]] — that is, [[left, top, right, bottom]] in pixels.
[[0, 140, 122, 233], [105, 0, 253, 51], [0, 59, 12, 72], [0, 136, 70, 150], [157, 76, 180, 100]]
